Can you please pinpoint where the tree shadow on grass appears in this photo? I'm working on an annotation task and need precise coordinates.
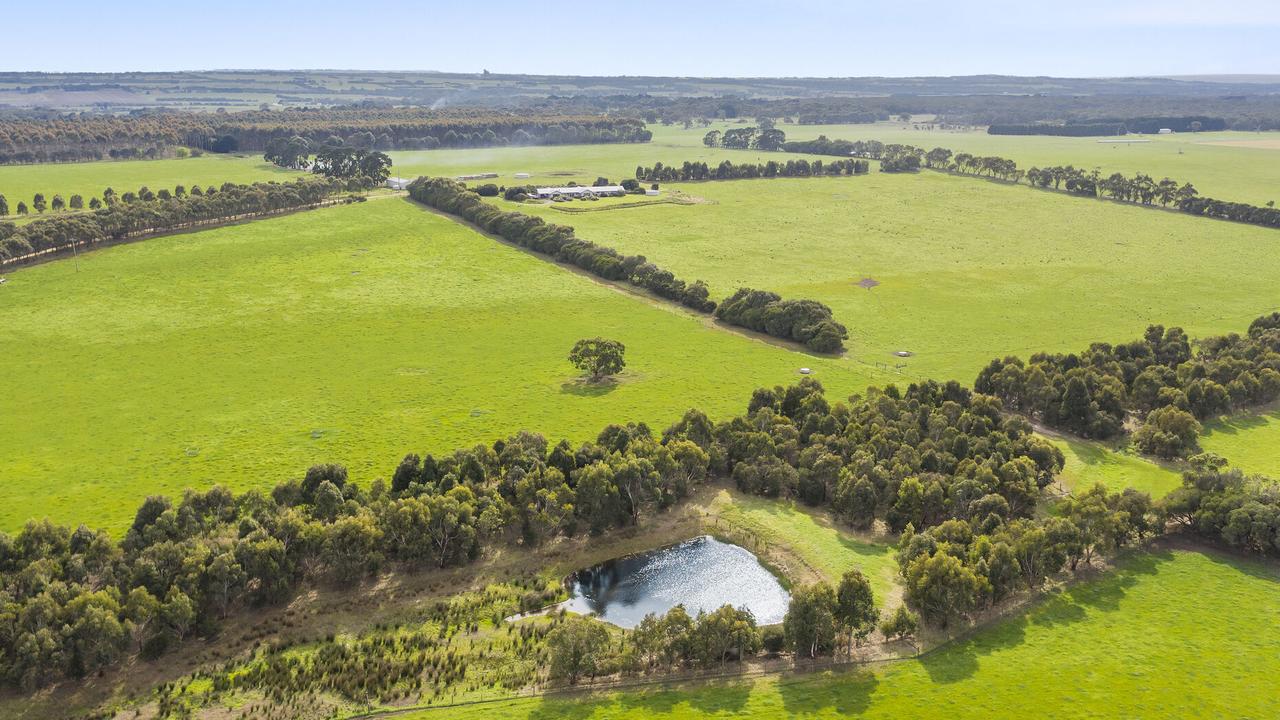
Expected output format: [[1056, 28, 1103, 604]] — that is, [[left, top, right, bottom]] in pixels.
[[1200, 408, 1277, 437], [560, 376, 621, 397], [778, 666, 880, 716], [919, 547, 1180, 687], [918, 611, 1028, 685]]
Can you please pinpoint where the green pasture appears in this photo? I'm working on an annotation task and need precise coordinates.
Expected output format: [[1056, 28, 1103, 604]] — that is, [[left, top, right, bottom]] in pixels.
[[0, 153, 301, 216], [406, 547, 1280, 719], [0, 199, 893, 534], [707, 490, 898, 600], [506, 172, 1280, 385], [388, 122, 1280, 206], [1052, 437, 1183, 498], [776, 120, 1280, 206], [1200, 407, 1280, 479]]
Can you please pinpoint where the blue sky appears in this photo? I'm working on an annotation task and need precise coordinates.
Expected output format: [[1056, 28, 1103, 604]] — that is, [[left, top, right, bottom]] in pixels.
[[1, 0, 1276, 77]]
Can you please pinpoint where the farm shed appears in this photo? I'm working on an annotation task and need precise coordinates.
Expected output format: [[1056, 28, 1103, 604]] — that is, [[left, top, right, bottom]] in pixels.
[[532, 185, 626, 199], [385, 177, 411, 190]]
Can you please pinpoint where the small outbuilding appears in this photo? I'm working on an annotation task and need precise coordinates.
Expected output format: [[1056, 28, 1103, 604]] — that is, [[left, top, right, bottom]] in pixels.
[[385, 177, 412, 190], [514, 172, 531, 179], [1157, 128, 1173, 134]]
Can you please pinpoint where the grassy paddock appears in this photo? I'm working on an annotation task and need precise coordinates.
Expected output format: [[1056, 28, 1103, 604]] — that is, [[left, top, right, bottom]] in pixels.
[[1051, 436, 1183, 497], [1199, 406, 1280, 478], [704, 490, 897, 600], [400, 547, 1280, 719], [775, 121, 1280, 205], [508, 172, 1280, 384], [0, 153, 301, 212], [0, 199, 891, 533]]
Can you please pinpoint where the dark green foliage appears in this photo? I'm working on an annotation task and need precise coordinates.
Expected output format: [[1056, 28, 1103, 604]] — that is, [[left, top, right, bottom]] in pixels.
[[310, 147, 392, 184], [897, 482, 1156, 626], [568, 338, 626, 380], [714, 288, 848, 352], [989, 117, 1226, 136], [976, 317, 1280, 450], [1163, 461, 1280, 555], [0, 109, 651, 164], [635, 157, 867, 183]]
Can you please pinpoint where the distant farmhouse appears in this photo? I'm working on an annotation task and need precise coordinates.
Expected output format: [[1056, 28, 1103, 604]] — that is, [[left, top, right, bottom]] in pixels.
[[532, 185, 626, 200]]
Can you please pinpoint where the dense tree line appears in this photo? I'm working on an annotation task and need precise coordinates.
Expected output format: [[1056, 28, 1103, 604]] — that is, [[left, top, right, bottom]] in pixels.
[[989, 116, 1227, 136], [0, 374, 1068, 689], [700, 125, 787, 151], [714, 289, 848, 353], [634, 157, 867, 183], [976, 315, 1280, 457], [0, 178, 353, 266], [895, 483, 1157, 626], [407, 177, 716, 313], [308, 147, 392, 184], [0, 109, 651, 164], [724, 378, 1065, 529], [1164, 457, 1280, 555]]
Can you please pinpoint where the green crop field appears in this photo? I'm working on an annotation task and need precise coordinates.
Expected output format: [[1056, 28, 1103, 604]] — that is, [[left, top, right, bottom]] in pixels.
[[0, 153, 301, 213], [406, 547, 1280, 720], [1200, 407, 1280, 478], [505, 172, 1280, 385], [0, 199, 899, 534]]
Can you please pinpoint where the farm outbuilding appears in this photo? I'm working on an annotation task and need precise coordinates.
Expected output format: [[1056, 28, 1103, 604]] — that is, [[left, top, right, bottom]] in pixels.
[[532, 185, 626, 199], [385, 177, 412, 190]]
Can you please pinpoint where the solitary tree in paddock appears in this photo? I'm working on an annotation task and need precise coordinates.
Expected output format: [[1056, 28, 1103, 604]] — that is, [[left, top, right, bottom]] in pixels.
[[569, 337, 626, 381]]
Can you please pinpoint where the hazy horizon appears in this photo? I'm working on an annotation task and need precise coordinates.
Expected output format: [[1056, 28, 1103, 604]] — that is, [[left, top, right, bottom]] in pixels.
[[2, 0, 1276, 77]]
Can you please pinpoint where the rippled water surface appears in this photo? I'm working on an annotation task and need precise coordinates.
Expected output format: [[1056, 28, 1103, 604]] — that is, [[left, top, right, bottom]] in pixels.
[[563, 535, 790, 628]]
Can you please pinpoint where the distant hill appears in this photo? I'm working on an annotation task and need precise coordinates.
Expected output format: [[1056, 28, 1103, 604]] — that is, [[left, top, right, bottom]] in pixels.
[[1, 71, 1278, 113]]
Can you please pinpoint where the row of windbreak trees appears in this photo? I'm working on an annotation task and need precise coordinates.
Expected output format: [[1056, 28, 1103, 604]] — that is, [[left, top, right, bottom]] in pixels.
[[780, 136, 1280, 230], [407, 177, 716, 313], [634, 158, 868, 183], [976, 314, 1280, 458], [0, 109, 652, 164], [419, 177, 849, 352], [988, 116, 1227, 136], [0, 177, 355, 266]]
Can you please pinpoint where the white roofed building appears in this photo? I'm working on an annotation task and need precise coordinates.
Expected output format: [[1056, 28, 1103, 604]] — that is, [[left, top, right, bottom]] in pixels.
[[531, 185, 626, 199]]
